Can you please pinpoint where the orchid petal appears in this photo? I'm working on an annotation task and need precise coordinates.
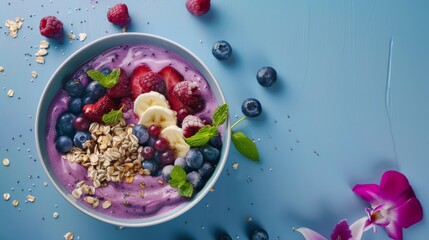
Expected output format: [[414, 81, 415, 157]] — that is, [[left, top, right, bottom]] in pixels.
[[352, 184, 380, 206], [395, 197, 424, 228], [294, 227, 327, 240], [349, 217, 368, 240], [385, 222, 403, 240], [379, 170, 415, 203], [330, 220, 352, 240]]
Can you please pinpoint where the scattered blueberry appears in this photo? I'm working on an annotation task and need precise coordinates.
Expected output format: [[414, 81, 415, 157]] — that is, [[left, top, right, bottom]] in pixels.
[[185, 149, 204, 169], [187, 171, 203, 190], [57, 112, 76, 136], [249, 228, 269, 240], [198, 162, 214, 179], [256, 66, 277, 87], [82, 95, 96, 105], [73, 131, 91, 149], [209, 134, 222, 149], [65, 79, 84, 97], [162, 165, 174, 181], [85, 81, 106, 101], [132, 124, 149, 145], [68, 98, 83, 114], [217, 233, 232, 240], [174, 157, 190, 172], [101, 67, 112, 76], [200, 145, 220, 164], [55, 136, 73, 153], [241, 98, 262, 117], [212, 40, 232, 61], [142, 159, 159, 175], [146, 137, 156, 147]]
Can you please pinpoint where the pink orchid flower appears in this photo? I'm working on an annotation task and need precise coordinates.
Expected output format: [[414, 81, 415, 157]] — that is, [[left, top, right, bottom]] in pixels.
[[294, 217, 367, 240], [353, 170, 423, 240]]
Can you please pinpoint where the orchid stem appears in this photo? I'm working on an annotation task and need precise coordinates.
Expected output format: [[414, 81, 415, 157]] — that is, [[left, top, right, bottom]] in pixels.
[[231, 116, 247, 130]]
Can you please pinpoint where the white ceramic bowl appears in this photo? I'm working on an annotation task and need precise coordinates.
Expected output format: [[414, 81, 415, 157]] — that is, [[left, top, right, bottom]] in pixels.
[[35, 33, 230, 227]]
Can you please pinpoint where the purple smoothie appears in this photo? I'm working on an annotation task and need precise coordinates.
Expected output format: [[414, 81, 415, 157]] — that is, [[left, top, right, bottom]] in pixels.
[[46, 44, 219, 219]]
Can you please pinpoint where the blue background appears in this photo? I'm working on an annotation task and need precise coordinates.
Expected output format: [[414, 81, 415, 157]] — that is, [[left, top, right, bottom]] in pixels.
[[0, 0, 428, 239]]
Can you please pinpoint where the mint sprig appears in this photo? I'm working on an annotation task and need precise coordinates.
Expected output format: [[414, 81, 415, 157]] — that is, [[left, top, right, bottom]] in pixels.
[[231, 131, 259, 161], [184, 125, 218, 147], [102, 107, 123, 125], [168, 166, 193, 198], [212, 103, 228, 127], [87, 68, 121, 89]]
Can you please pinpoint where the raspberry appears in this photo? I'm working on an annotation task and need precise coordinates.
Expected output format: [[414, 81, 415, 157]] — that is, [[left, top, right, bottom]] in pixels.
[[107, 3, 131, 26], [139, 71, 166, 94], [39, 16, 64, 38], [173, 81, 205, 112], [182, 115, 205, 138], [185, 0, 211, 16], [107, 68, 130, 98]]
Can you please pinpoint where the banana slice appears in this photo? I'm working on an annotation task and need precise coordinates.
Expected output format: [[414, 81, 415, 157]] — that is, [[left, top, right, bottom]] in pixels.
[[160, 125, 190, 158], [138, 106, 177, 129], [134, 91, 170, 117]]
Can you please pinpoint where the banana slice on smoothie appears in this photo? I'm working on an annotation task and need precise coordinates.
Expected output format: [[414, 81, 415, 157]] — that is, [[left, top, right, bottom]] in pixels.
[[138, 105, 177, 129], [159, 125, 190, 158], [134, 91, 170, 117]]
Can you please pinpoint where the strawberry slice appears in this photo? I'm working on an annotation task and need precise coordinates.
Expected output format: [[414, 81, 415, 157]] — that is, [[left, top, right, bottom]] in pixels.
[[130, 64, 151, 99], [107, 68, 130, 98], [82, 95, 117, 122], [158, 66, 185, 112]]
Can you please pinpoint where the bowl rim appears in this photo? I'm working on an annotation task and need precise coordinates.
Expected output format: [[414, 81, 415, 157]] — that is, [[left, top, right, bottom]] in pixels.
[[35, 32, 231, 227]]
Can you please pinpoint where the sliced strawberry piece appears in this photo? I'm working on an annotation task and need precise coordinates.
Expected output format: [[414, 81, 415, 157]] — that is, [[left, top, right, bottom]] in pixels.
[[107, 68, 130, 98], [181, 115, 205, 138], [130, 64, 151, 99], [82, 95, 117, 122], [159, 66, 185, 112]]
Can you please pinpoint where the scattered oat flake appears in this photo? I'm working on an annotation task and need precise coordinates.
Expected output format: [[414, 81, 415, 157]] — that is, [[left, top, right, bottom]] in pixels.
[[140, 190, 145, 198], [68, 33, 76, 40], [64, 232, 74, 240], [0, 66, 4, 72], [122, 26, 127, 32], [232, 162, 238, 170], [27, 195, 36, 202], [31, 71, 38, 78], [36, 56, 45, 64], [39, 40, 49, 49], [5, 18, 24, 38], [209, 187, 215, 192], [78, 33, 87, 42], [102, 200, 111, 209], [36, 48, 48, 56], [157, 179, 164, 186], [3, 158, 10, 166], [12, 199, 19, 207], [53, 212, 59, 219], [43, 182, 48, 186], [3, 193, 10, 201], [7, 89, 14, 97], [139, 182, 146, 189]]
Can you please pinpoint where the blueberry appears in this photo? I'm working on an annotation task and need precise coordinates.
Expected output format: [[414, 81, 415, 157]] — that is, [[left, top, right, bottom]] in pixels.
[[249, 229, 269, 240], [174, 157, 191, 172], [142, 160, 159, 175], [101, 67, 112, 76], [185, 149, 204, 169], [85, 81, 106, 101], [162, 165, 174, 181], [209, 134, 222, 149], [65, 79, 84, 97], [57, 112, 76, 136], [82, 95, 96, 105], [200, 145, 220, 164], [212, 40, 232, 61], [198, 162, 214, 179], [132, 125, 149, 145], [68, 98, 83, 114], [187, 171, 204, 190], [55, 136, 73, 153], [73, 131, 91, 149], [256, 66, 277, 87], [217, 233, 232, 240], [241, 98, 262, 117]]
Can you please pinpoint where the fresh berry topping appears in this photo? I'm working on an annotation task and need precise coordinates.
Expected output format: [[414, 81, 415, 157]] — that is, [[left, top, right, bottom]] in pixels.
[[73, 131, 91, 149], [139, 71, 166, 94], [141, 146, 155, 160], [82, 95, 117, 122], [82, 95, 96, 105], [158, 66, 186, 112], [57, 112, 76, 136], [249, 229, 269, 240], [186, 171, 204, 190], [148, 125, 161, 137], [39, 16, 64, 38], [142, 159, 158, 175], [200, 145, 220, 164], [185, 149, 203, 169], [185, 0, 211, 16], [55, 136, 73, 153], [173, 81, 206, 112], [85, 81, 106, 102], [101, 67, 112, 76], [174, 157, 190, 172], [107, 68, 131, 98], [132, 124, 150, 145], [256, 66, 277, 87], [130, 64, 152, 99], [177, 107, 195, 125], [181, 115, 205, 138], [241, 98, 262, 117], [212, 40, 232, 61], [153, 137, 169, 152], [160, 149, 175, 166], [65, 79, 85, 97], [209, 134, 222, 149], [162, 165, 174, 181], [119, 97, 133, 112], [200, 117, 212, 126], [198, 162, 214, 179], [73, 116, 90, 131], [68, 98, 83, 114], [107, 3, 131, 26]]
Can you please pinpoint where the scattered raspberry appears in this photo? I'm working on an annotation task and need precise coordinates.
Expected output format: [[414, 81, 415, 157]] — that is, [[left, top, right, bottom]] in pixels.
[[130, 64, 151, 99], [39, 16, 64, 38], [186, 0, 211, 16], [107, 68, 130, 98], [177, 107, 195, 125], [182, 115, 205, 138], [107, 3, 131, 26], [82, 95, 117, 122], [139, 71, 166, 94], [173, 81, 206, 112]]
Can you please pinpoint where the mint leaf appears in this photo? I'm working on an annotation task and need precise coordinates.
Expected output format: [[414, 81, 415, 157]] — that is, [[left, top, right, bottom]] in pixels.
[[168, 179, 183, 188], [212, 103, 228, 127], [184, 125, 218, 147], [102, 108, 122, 125], [231, 131, 259, 161], [86, 68, 120, 89], [170, 166, 187, 182], [178, 181, 193, 197], [87, 70, 106, 82]]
